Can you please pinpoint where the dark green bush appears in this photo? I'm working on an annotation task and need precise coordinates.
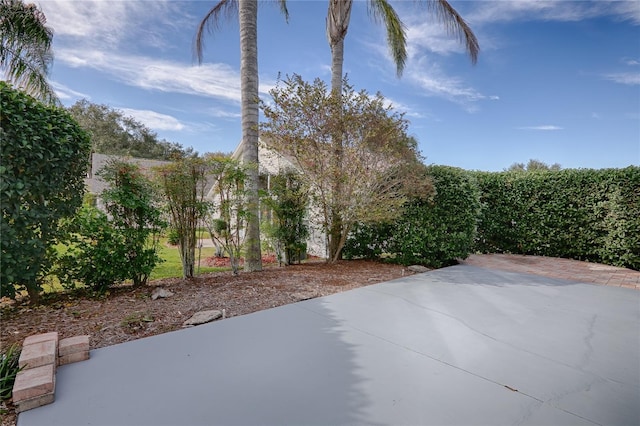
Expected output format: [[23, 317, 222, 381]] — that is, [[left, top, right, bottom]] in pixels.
[[55, 161, 165, 291], [56, 205, 132, 292], [345, 165, 481, 268], [473, 167, 639, 270], [0, 82, 91, 301]]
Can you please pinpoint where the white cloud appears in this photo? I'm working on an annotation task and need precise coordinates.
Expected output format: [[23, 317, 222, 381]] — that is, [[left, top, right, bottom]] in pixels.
[[603, 72, 640, 85], [119, 108, 185, 131], [591, 112, 601, 119], [51, 81, 90, 100], [405, 19, 464, 59], [517, 125, 563, 131], [208, 107, 241, 119], [622, 58, 640, 66], [56, 48, 243, 101], [466, 0, 640, 25], [38, 0, 186, 49], [406, 58, 498, 111]]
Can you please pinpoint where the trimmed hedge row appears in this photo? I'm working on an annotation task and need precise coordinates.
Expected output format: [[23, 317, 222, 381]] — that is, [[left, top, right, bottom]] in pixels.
[[344, 165, 639, 270], [473, 167, 639, 270], [344, 165, 481, 268]]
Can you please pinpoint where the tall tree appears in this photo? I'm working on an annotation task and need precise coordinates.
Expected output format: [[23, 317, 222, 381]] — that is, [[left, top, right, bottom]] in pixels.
[[262, 75, 432, 261], [0, 0, 57, 104], [195, 0, 288, 272], [327, 0, 479, 95], [67, 100, 193, 160], [325, 0, 479, 258]]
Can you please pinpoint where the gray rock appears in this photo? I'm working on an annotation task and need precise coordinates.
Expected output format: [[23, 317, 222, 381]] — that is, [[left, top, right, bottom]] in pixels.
[[182, 310, 222, 327], [408, 265, 431, 273], [151, 288, 174, 300]]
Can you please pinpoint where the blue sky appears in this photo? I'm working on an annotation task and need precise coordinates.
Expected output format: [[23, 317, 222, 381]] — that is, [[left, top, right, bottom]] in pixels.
[[37, 0, 639, 171]]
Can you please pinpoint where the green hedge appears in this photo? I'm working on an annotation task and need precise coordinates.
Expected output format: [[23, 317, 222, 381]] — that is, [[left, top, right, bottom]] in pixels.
[[473, 167, 639, 270], [344, 165, 481, 268], [0, 82, 91, 300]]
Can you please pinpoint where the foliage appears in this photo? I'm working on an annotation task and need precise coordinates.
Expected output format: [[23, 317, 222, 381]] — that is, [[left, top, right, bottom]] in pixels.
[[0, 343, 22, 401], [205, 156, 250, 275], [56, 161, 165, 291], [156, 158, 210, 278], [473, 167, 639, 270], [507, 159, 561, 171], [0, 0, 57, 103], [67, 99, 193, 160], [194, 0, 291, 273], [55, 206, 131, 292], [344, 165, 480, 268], [0, 82, 91, 301], [261, 74, 430, 262], [150, 237, 224, 280], [262, 171, 309, 265]]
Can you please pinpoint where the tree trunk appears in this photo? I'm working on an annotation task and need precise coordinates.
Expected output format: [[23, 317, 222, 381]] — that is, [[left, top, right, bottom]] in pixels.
[[239, 0, 262, 272]]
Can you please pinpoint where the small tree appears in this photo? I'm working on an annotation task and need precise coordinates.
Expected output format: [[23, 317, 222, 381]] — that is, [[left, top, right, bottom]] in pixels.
[[205, 156, 250, 275], [157, 158, 209, 279], [100, 161, 165, 286], [261, 74, 429, 261], [262, 171, 309, 265], [56, 161, 165, 291], [0, 82, 90, 301]]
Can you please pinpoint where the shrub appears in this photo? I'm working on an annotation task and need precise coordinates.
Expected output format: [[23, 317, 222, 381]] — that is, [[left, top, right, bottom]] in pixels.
[[55, 205, 132, 292], [345, 165, 481, 268], [55, 161, 165, 291], [473, 167, 639, 270], [0, 344, 23, 401], [261, 172, 309, 265], [0, 82, 91, 301]]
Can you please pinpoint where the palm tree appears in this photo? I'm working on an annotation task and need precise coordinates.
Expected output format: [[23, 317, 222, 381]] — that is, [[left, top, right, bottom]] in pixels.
[[326, 0, 479, 95], [0, 0, 57, 104], [195, 0, 288, 272], [325, 0, 479, 261]]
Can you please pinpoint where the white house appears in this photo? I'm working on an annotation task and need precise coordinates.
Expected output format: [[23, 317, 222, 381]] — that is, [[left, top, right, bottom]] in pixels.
[[231, 139, 327, 258]]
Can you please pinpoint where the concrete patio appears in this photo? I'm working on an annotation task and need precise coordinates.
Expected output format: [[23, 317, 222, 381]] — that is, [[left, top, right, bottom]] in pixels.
[[18, 264, 640, 425]]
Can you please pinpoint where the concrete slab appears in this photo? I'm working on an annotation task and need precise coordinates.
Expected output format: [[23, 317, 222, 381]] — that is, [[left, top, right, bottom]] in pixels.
[[18, 265, 640, 426]]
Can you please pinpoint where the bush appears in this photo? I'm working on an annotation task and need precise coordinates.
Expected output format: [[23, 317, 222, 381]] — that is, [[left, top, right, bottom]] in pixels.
[[0, 82, 91, 301], [473, 167, 639, 270], [1, 344, 22, 401], [261, 172, 309, 265], [55, 161, 165, 291], [55, 205, 132, 291], [345, 165, 481, 268]]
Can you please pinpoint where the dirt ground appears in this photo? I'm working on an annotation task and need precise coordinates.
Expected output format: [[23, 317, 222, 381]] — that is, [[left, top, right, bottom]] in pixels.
[[0, 259, 414, 425]]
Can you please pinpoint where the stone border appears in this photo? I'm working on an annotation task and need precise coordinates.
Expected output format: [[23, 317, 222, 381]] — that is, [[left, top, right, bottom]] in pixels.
[[13, 332, 90, 413]]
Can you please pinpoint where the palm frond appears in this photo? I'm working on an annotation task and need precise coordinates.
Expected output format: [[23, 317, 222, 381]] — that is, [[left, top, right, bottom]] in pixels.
[[277, 0, 289, 23], [422, 0, 479, 64], [0, 0, 57, 103], [368, 0, 407, 77], [194, 0, 237, 64]]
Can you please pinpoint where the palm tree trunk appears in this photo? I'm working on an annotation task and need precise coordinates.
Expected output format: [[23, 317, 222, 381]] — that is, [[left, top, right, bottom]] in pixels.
[[239, 0, 262, 272], [329, 39, 345, 261], [327, 0, 351, 261]]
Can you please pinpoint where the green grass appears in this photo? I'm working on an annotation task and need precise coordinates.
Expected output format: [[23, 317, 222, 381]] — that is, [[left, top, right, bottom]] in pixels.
[[32, 238, 228, 295], [151, 238, 227, 280]]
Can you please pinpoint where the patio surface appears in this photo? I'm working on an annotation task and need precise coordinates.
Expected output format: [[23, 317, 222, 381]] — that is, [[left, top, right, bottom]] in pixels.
[[18, 261, 640, 426]]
